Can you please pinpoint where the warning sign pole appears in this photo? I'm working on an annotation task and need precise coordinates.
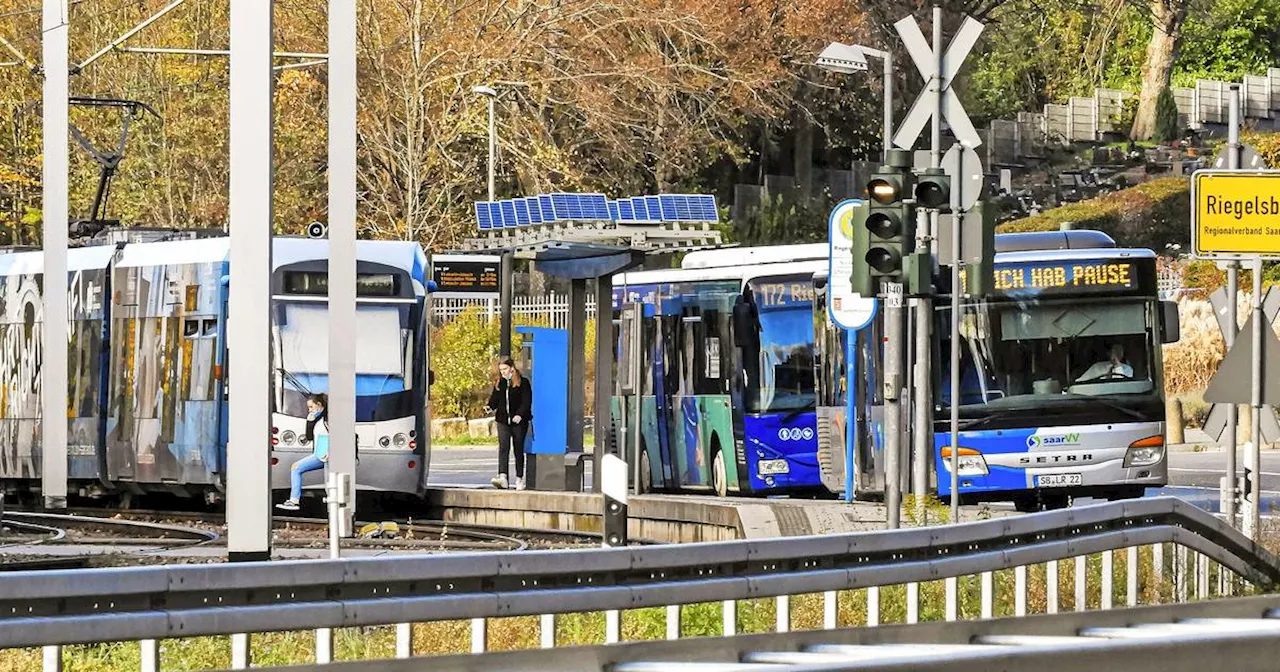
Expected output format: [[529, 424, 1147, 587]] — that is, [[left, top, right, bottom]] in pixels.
[[1247, 258, 1264, 539]]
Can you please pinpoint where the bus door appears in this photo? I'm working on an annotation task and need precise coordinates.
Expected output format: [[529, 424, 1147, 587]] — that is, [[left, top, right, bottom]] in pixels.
[[677, 304, 705, 487], [651, 290, 681, 489]]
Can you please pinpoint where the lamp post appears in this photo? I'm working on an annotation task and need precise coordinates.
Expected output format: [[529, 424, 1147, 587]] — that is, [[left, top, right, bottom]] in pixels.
[[472, 85, 498, 201], [473, 85, 512, 359], [816, 42, 893, 161]]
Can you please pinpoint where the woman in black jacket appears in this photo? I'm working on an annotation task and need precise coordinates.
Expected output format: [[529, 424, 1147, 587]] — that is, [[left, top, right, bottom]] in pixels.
[[486, 358, 532, 490]]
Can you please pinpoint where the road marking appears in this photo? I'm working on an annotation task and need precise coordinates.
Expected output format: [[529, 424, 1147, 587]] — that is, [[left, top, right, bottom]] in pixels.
[[1169, 468, 1280, 477]]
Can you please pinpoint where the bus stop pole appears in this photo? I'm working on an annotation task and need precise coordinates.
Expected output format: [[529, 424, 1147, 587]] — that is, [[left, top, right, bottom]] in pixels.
[[884, 281, 904, 529]]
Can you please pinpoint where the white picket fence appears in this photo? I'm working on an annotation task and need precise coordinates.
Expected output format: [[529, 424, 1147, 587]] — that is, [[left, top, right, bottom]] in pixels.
[[432, 293, 599, 329]]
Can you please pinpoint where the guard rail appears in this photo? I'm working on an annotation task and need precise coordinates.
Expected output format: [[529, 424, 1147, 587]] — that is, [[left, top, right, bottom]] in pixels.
[[10, 496, 1279, 671]]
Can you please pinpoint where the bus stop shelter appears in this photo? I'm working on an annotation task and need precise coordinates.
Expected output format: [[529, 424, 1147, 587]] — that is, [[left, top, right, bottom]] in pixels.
[[460, 193, 722, 491]]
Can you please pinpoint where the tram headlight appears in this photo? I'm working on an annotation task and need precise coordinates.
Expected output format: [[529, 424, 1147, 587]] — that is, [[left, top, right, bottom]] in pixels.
[[393, 433, 408, 448], [941, 447, 989, 476], [1124, 436, 1165, 467], [379, 435, 391, 448], [281, 430, 297, 446]]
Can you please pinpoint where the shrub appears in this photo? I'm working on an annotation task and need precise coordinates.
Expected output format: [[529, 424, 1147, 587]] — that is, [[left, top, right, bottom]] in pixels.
[[1153, 87, 1180, 143], [430, 307, 599, 419], [1162, 299, 1223, 396], [998, 177, 1189, 250]]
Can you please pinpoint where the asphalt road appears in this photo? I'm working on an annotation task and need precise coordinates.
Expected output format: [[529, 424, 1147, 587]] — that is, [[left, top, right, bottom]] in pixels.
[[1166, 449, 1280, 492]]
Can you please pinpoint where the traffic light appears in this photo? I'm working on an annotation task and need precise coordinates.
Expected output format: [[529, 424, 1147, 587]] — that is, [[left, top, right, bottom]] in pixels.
[[860, 149, 915, 287], [963, 200, 998, 298], [914, 168, 951, 209]]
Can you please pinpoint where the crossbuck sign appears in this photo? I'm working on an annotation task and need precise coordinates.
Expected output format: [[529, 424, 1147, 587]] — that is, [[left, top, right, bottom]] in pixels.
[[893, 15, 985, 150]]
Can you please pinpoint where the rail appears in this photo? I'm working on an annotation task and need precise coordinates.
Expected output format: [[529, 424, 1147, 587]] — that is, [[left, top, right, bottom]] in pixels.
[[9, 497, 1279, 671]]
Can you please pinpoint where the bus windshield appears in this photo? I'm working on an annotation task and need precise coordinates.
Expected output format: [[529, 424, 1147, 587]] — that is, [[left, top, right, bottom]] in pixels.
[[940, 297, 1158, 411], [751, 305, 816, 414]]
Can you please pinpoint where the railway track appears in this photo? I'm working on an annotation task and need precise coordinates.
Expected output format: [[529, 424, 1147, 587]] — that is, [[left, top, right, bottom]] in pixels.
[[0, 506, 605, 558]]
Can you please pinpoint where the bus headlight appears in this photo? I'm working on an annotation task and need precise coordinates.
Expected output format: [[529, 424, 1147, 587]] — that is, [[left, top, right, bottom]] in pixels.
[[393, 433, 408, 448], [941, 447, 989, 476], [1124, 436, 1165, 467], [281, 430, 297, 446], [379, 436, 391, 448]]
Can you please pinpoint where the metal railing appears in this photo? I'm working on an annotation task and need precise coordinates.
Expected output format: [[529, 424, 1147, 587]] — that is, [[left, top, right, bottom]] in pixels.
[[298, 595, 1280, 671], [11, 497, 1279, 671]]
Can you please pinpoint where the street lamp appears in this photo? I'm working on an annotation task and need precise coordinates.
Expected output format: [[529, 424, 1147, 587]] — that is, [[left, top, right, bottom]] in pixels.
[[473, 84, 513, 360], [816, 42, 894, 162], [472, 85, 498, 201]]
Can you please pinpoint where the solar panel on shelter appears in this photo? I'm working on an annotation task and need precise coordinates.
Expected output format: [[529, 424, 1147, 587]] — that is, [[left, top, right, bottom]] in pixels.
[[499, 201, 517, 229], [474, 192, 718, 231], [524, 197, 544, 225], [537, 195, 555, 222], [618, 199, 636, 222], [513, 199, 532, 226], [475, 202, 494, 230]]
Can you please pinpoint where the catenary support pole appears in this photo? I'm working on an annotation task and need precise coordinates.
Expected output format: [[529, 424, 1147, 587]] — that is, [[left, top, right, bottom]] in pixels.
[[41, 0, 70, 511], [227, 0, 274, 562], [328, 0, 358, 536]]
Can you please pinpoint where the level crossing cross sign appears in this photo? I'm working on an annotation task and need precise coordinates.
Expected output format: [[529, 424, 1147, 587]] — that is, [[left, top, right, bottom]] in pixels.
[[1201, 285, 1280, 444], [892, 15, 985, 150]]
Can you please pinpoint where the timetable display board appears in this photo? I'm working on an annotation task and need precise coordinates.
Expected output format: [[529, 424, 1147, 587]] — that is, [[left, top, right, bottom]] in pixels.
[[431, 256, 500, 296]]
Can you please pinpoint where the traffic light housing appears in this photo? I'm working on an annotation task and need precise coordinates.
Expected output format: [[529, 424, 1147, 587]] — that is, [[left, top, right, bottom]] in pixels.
[[860, 150, 915, 288], [959, 200, 998, 298], [914, 168, 951, 209]]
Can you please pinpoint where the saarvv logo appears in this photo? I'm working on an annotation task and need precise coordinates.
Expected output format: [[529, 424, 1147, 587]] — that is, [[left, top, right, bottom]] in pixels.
[[1027, 433, 1081, 449]]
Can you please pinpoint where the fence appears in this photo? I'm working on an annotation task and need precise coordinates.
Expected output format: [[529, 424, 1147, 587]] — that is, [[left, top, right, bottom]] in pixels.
[[12, 497, 1280, 671], [432, 294, 599, 329]]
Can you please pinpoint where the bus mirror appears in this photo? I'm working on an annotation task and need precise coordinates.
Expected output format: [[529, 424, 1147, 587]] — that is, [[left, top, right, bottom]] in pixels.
[[733, 301, 754, 347], [1160, 301, 1180, 344]]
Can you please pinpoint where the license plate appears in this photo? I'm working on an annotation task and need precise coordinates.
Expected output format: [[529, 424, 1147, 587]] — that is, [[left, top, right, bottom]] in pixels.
[[758, 459, 790, 476], [1036, 473, 1082, 488]]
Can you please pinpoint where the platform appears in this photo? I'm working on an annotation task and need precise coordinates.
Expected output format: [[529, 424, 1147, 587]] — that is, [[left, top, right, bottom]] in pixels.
[[425, 488, 1011, 543]]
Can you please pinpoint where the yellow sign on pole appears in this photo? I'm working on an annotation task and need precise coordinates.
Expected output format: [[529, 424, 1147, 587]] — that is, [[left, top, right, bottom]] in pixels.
[[1192, 170, 1280, 258]]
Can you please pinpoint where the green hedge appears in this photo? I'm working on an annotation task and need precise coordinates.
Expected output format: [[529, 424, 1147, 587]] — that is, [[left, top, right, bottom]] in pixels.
[[429, 305, 597, 419], [997, 177, 1189, 251]]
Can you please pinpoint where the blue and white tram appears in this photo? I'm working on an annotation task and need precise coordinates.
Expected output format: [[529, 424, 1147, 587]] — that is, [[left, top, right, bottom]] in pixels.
[[268, 239, 433, 498], [0, 234, 434, 504]]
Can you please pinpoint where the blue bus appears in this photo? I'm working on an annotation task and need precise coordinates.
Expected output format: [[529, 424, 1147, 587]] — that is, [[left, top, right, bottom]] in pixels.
[[612, 247, 828, 496], [933, 231, 1179, 511], [812, 230, 1179, 509]]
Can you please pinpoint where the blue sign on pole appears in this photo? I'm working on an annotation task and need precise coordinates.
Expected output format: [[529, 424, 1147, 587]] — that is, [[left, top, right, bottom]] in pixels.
[[827, 200, 878, 502]]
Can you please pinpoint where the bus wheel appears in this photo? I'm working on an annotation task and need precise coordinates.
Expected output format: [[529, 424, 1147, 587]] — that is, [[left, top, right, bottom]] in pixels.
[[638, 449, 652, 494], [712, 449, 728, 498]]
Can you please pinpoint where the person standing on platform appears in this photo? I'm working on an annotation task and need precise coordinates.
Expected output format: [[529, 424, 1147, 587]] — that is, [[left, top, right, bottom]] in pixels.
[[487, 359, 532, 490], [278, 394, 329, 510]]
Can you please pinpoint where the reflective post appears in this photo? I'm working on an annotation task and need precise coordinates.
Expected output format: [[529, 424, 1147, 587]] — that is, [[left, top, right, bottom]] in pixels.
[[41, 0, 69, 510], [227, 0, 274, 562]]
